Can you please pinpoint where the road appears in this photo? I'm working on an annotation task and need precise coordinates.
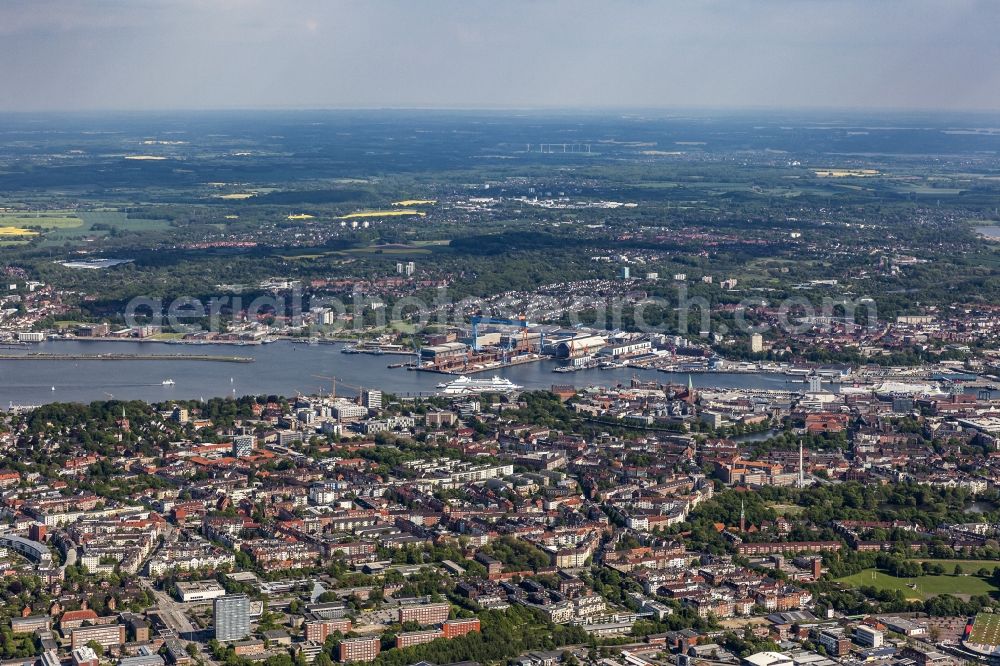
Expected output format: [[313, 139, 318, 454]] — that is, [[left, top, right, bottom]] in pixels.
[[138, 577, 197, 635], [137, 577, 221, 666]]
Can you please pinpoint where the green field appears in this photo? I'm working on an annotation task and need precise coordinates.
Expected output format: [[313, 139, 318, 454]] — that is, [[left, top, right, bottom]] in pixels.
[[37, 210, 170, 244], [970, 613, 1000, 645], [0, 209, 172, 245], [769, 503, 805, 516], [0, 212, 82, 229], [836, 568, 998, 600], [343, 246, 433, 255], [914, 559, 1000, 570]]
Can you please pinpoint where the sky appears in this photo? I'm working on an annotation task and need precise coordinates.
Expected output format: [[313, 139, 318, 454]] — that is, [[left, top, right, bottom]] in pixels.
[[1, 0, 999, 112]]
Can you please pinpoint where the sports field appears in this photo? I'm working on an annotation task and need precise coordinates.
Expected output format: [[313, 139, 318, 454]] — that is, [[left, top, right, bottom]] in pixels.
[[836, 568, 998, 600], [969, 613, 1000, 646]]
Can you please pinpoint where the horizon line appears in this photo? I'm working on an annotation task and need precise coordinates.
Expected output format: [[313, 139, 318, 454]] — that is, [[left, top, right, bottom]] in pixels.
[[2, 103, 1000, 116]]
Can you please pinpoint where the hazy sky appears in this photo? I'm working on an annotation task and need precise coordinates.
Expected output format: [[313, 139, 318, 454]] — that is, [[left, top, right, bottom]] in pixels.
[[1, 0, 998, 112]]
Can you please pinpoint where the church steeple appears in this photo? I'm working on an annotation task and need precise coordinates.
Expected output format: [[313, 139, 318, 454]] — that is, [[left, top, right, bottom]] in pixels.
[[117, 405, 130, 434]]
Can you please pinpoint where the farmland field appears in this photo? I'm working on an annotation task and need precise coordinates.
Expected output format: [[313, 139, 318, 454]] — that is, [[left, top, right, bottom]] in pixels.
[[32, 211, 170, 245], [0, 226, 38, 236], [0, 212, 82, 229], [339, 210, 426, 219]]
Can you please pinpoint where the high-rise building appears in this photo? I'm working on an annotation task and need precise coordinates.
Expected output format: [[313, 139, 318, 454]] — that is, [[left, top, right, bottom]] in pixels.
[[361, 389, 383, 410], [232, 435, 255, 458], [214, 594, 250, 642], [404, 261, 415, 276], [750, 333, 763, 353]]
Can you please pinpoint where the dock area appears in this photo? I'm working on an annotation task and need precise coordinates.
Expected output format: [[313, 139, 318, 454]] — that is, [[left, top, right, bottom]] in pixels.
[[410, 353, 544, 375]]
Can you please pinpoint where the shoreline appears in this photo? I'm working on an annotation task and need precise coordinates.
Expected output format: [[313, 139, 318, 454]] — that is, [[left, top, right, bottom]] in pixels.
[[0, 353, 254, 362]]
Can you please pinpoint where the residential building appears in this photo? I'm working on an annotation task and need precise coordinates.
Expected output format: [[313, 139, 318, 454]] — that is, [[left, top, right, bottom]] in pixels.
[[398, 602, 450, 625], [338, 637, 379, 663]]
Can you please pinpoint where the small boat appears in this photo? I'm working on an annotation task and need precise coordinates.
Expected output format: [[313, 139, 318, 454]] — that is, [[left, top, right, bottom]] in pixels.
[[51, 386, 55, 391], [162, 379, 175, 386]]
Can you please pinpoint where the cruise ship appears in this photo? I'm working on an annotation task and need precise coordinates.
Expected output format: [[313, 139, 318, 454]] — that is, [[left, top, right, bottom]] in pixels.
[[437, 375, 523, 395]]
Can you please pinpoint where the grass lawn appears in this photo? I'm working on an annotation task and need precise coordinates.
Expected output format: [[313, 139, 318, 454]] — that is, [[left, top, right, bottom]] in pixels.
[[836, 568, 998, 600], [149, 332, 186, 340], [914, 559, 1000, 570], [769, 503, 805, 516], [390, 321, 417, 334]]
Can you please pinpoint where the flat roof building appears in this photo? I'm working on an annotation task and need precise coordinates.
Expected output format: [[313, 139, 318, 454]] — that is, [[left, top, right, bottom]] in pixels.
[[338, 636, 379, 663], [175, 581, 227, 602]]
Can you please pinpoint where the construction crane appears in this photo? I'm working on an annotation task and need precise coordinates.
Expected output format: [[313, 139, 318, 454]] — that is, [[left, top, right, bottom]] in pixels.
[[311, 374, 366, 399]]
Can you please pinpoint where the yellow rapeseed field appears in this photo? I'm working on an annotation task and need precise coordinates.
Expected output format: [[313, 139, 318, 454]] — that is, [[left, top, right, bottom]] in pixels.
[[339, 210, 426, 219], [814, 169, 880, 177], [0, 227, 39, 236]]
